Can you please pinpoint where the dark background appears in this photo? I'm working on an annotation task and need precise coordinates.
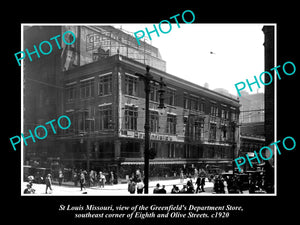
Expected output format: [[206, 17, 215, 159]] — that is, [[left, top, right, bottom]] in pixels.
[[3, 3, 298, 225]]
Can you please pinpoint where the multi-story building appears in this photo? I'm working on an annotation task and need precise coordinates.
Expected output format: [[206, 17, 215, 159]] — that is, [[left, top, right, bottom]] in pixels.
[[238, 91, 265, 172], [23, 25, 240, 179]]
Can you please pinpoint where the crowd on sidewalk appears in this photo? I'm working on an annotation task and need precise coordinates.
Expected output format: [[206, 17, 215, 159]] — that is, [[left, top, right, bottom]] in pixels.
[[71, 169, 117, 191], [127, 170, 268, 194], [23, 167, 269, 194], [23, 168, 118, 194], [127, 168, 207, 194]]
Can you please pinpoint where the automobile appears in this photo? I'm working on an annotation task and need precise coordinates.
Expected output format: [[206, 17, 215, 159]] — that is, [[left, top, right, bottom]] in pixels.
[[23, 166, 52, 184], [219, 172, 249, 192]]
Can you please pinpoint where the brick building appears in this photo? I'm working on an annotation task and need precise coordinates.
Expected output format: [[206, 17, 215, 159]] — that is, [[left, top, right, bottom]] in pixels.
[[23, 25, 240, 179], [238, 91, 265, 171]]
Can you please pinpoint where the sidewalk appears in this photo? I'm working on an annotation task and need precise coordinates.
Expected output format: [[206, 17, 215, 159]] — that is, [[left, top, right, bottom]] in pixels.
[[22, 178, 215, 195], [52, 178, 213, 190]]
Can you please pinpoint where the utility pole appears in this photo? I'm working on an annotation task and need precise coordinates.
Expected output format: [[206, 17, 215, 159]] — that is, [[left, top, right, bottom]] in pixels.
[[135, 65, 166, 194]]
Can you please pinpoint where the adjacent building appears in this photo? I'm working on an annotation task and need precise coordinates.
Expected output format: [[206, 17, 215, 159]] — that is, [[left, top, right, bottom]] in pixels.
[[238, 91, 265, 172]]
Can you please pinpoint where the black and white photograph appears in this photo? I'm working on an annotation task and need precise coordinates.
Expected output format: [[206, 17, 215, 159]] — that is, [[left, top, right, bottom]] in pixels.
[[3, 5, 298, 225], [20, 23, 275, 196]]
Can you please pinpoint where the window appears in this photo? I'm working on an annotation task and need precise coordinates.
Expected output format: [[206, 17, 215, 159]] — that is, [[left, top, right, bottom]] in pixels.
[[194, 117, 204, 140], [121, 141, 140, 158], [166, 114, 176, 134], [150, 110, 159, 133], [150, 84, 159, 102], [99, 105, 112, 130], [98, 141, 114, 158], [168, 143, 176, 158], [186, 116, 203, 141], [80, 79, 94, 99], [166, 88, 176, 106], [209, 123, 217, 141], [85, 117, 95, 132], [98, 74, 112, 96], [199, 102, 205, 112], [77, 108, 95, 133], [231, 111, 237, 121], [221, 109, 229, 120], [77, 111, 87, 132], [125, 105, 138, 130], [125, 74, 138, 96], [184, 144, 191, 158], [210, 105, 218, 117], [221, 128, 227, 141], [184, 94, 189, 109], [65, 84, 76, 102], [190, 96, 199, 111]]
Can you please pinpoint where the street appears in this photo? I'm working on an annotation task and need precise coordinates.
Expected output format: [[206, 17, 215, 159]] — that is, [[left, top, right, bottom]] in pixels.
[[22, 178, 216, 195]]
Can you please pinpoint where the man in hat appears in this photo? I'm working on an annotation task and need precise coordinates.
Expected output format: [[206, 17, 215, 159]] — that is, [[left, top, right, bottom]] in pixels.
[[45, 174, 52, 194]]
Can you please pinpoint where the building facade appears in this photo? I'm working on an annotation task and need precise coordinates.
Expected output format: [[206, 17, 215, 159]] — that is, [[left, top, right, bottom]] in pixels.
[[23, 25, 240, 179], [238, 89, 265, 172], [59, 54, 240, 178]]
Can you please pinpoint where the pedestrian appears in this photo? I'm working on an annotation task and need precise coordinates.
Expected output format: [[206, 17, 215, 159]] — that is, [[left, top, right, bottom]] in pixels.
[[153, 183, 160, 193], [45, 174, 52, 194], [259, 175, 267, 192], [28, 175, 34, 188], [99, 171, 106, 188], [219, 177, 225, 193], [58, 170, 64, 186], [222, 178, 228, 194], [187, 178, 195, 193], [237, 176, 243, 194], [109, 171, 114, 185], [136, 169, 142, 181], [80, 172, 86, 191], [213, 176, 220, 193], [194, 168, 198, 181], [136, 179, 144, 194], [200, 176, 206, 192], [180, 185, 188, 193], [248, 176, 256, 193], [128, 178, 136, 194], [171, 185, 179, 194], [195, 175, 201, 193], [159, 185, 167, 194], [24, 183, 35, 194], [89, 170, 94, 187], [180, 170, 184, 183]]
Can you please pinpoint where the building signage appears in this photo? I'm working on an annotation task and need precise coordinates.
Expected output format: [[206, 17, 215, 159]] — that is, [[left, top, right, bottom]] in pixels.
[[120, 130, 184, 142]]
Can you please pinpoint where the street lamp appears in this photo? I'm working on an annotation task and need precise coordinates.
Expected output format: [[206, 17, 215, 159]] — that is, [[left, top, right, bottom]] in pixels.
[[135, 65, 166, 194]]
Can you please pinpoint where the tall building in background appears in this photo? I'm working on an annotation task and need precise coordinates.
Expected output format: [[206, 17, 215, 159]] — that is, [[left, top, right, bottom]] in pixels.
[[60, 25, 166, 72], [238, 91, 265, 172]]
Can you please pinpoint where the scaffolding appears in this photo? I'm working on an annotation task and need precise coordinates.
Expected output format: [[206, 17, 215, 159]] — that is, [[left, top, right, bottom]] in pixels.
[[85, 26, 166, 71]]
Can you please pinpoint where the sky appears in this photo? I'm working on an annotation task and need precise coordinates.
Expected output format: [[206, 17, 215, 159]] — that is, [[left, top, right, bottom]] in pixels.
[[114, 23, 265, 96]]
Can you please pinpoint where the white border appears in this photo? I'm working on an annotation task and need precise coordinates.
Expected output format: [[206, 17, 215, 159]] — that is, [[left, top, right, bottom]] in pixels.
[[20, 23, 277, 197]]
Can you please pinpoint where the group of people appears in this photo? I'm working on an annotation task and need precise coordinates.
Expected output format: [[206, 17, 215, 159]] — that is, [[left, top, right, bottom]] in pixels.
[[72, 169, 116, 191], [172, 175, 206, 194], [211, 173, 267, 194], [212, 175, 231, 194], [127, 174, 207, 194], [23, 168, 114, 194], [24, 174, 53, 194]]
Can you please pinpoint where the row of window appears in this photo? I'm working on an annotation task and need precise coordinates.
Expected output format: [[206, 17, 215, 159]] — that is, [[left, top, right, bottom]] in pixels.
[[84, 141, 232, 159], [122, 141, 232, 159], [65, 75, 113, 101], [64, 104, 234, 143], [64, 105, 177, 135], [65, 74, 238, 120]]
